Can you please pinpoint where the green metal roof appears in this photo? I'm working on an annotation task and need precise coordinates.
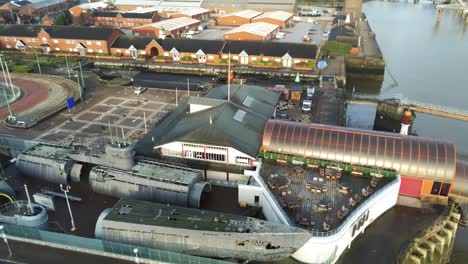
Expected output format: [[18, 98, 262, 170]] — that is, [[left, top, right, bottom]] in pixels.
[[135, 84, 280, 158]]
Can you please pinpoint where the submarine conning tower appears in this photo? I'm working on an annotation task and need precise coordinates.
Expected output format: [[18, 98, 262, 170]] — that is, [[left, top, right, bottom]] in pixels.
[[67, 141, 136, 171]]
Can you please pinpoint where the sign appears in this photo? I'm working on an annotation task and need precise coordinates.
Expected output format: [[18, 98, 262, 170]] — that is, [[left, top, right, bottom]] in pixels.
[[66, 97, 75, 110], [33, 193, 56, 211]]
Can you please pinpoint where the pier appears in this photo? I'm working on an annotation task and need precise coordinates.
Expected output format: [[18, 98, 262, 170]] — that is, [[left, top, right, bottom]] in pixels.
[[347, 94, 468, 121]]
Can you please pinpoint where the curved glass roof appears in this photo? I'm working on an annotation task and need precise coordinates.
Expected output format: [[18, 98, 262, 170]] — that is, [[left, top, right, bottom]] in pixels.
[[261, 120, 457, 183]]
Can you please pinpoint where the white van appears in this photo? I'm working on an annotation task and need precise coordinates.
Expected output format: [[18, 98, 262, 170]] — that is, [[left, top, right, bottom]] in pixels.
[[302, 100, 312, 112]]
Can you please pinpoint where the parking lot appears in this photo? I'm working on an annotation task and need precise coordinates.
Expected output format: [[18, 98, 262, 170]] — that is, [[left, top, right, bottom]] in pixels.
[[193, 20, 330, 45], [34, 88, 188, 145]]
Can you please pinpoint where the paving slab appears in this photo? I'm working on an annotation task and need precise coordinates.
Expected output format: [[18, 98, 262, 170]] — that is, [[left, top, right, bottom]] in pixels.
[[76, 112, 100, 122], [90, 105, 114, 113], [61, 121, 88, 131], [103, 98, 126, 105], [119, 117, 142, 127], [111, 107, 134, 116]]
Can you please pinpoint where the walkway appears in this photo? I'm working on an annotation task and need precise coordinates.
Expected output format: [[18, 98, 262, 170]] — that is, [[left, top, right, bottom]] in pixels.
[[347, 94, 468, 122]]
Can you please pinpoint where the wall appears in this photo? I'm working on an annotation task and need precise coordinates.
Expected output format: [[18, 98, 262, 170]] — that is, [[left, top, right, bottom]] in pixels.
[[252, 17, 290, 29], [218, 16, 251, 26], [160, 141, 254, 167], [292, 176, 401, 264], [240, 161, 291, 224]]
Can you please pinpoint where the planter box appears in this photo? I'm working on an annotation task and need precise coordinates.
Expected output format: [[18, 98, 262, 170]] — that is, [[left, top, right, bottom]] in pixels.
[[180, 60, 198, 64], [135, 58, 145, 62], [206, 61, 239, 67], [153, 58, 172, 63], [292, 65, 314, 71], [250, 64, 282, 69]]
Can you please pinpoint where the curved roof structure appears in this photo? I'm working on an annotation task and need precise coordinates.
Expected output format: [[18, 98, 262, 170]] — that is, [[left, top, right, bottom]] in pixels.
[[262, 120, 457, 183]]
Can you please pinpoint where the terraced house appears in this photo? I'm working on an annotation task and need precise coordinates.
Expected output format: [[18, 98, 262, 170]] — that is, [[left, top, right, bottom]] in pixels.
[[0, 25, 121, 56], [92, 11, 160, 29], [0, 25, 318, 70]]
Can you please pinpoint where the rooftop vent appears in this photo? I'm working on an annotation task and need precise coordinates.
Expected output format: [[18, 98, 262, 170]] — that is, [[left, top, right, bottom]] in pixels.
[[243, 96, 255, 107], [233, 109, 246, 122]]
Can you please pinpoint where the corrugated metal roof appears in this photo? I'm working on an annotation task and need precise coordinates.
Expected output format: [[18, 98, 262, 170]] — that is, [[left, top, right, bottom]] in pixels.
[[225, 22, 279, 37], [174, 7, 210, 16], [74, 1, 108, 10], [221, 10, 262, 19], [133, 17, 200, 31], [253, 11, 293, 22], [262, 119, 457, 183]]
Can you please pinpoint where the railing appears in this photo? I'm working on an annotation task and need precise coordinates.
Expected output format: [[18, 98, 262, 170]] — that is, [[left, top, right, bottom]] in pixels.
[[351, 93, 468, 116], [309, 176, 400, 237], [1, 223, 228, 264]]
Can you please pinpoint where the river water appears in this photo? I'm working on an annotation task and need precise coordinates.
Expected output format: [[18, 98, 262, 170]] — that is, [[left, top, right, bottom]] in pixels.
[[350, 0, 468, 154]]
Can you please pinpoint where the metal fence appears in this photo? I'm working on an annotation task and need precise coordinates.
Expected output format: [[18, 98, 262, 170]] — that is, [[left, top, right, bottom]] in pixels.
[[1, 223, 228, 264]]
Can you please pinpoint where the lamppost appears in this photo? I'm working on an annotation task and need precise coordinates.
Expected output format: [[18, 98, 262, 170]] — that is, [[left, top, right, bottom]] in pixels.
[[133, 248, 140, 264], [0, 225, 12, 257], [59, 184, 76, 232]]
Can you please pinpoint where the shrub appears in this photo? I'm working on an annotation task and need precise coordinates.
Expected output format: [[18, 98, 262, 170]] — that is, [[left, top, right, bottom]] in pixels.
[[180, 56, 197, 62], [251, 60, 280, 66], [12, 65, 33, 73], [215, 58, 238, 63]]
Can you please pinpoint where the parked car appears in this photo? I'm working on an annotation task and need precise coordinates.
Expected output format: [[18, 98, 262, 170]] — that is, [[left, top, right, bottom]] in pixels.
[[275, 32, 285, 39], [134, 87, 147, 95], [306, 87, 315, 100], [302, 100, 312, 112]]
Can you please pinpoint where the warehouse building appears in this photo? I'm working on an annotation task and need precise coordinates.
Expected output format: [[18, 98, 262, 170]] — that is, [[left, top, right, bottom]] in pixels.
[[170, 8, 211, 20], [92, 11, 159, 29], [218, 10, 262, 26], [132, 17, 201, 38], [201, 0, 296, 13], [252, 11, 293, 29], [113, 0, 202, 12], [224, 22, 280, 41]]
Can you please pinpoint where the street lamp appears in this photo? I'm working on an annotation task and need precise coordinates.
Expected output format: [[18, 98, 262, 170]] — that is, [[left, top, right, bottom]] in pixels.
[[133, 248, 140, 264], [0, 225, 12, 257], [60, 184, 76, 232]]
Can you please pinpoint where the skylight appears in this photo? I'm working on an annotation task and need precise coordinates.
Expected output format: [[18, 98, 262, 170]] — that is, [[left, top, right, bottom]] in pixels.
[[233, 110, 246, 122]]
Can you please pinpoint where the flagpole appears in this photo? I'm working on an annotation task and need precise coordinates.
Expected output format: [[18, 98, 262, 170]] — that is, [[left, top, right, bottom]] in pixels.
[[228, 51, 231, 102]]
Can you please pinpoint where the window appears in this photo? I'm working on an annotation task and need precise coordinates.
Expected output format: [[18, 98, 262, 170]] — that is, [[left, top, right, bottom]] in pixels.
[[86, 41, 92, 45], [116, 49, 121, 53], [66, 40, 71, 44], [96, 41, 102, 46], [125, 50, 130, 54], [55, 47, 60, 51], [275, 58, 281, 62], [32, 39, 37, 43], [42, 37, 48, 44], [262, 58, 269, 62], [53, 39, 58, 44], [294, 59, 300, 63], [87, 49, 93, 52], [72, 40, 77, 44], [431, 182, 451, 196], [236, 156, 250, 165], [208, 55, 214, 60], [233, 56, 238, 60], [4, 38, 8, 41], [27, 39, 31, 43], [254, 196, 260, 204], [251, 57, 257, 61], [141, 51, 146, 55], [98, 49, 103, 53], [5, 45, 10, 48], [68, 48, 72, 51], [206, 152, 226, 162], [164, 52, 169, 56]]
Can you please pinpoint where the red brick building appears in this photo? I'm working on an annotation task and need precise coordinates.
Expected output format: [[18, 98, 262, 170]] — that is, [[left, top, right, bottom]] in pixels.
[[16, 0, 74, 18], [169, 8, 210, 21], [224, 22, 280, 41], [251, 11, 293, 29], [218, 10, 262, 26], [0, 25, 121, 56], [132, 17, 200, 38], [93, 11, 159, 29]]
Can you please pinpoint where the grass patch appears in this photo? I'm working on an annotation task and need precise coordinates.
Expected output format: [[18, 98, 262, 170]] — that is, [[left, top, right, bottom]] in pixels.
[[215, 58, 238, 64], [294, 60, 316, 68], [251, 60, 280, 66], [321, 41, 352, 55], [180, 56, 198, 62]]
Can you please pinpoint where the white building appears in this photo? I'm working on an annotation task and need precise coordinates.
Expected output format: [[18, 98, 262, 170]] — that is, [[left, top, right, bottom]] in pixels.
[[135, 84, 280, 172]]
